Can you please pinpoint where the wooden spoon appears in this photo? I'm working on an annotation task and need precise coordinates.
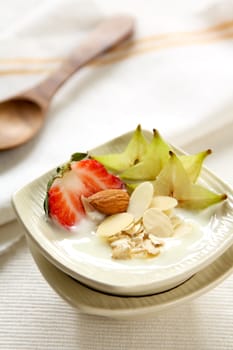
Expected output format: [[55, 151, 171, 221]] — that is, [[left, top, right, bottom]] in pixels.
[[0, 15, 134, 150]]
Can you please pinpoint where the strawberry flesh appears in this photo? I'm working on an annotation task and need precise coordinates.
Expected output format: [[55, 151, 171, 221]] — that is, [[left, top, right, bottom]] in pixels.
[[47, 159, 124, 228]]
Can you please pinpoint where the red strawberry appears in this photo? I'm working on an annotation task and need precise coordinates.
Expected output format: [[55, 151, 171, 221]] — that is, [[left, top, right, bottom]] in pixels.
[[45, 159, 124, 228]]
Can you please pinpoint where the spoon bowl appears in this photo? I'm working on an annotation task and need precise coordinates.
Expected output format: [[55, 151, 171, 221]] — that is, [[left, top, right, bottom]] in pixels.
[[0, 15, 134, 150], [0, 99, 44, 149]]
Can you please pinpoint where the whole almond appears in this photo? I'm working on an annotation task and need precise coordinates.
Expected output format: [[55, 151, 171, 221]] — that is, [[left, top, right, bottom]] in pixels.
[[88, 189, 130, 215]]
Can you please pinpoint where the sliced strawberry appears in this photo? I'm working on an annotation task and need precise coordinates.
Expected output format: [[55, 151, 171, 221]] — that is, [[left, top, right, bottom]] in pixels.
[[46, 159, 124, 228]]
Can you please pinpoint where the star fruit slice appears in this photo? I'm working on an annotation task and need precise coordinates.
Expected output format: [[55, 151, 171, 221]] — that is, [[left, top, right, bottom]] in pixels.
[[179, 149, 212, 183], [120, 129, 209, 182], [125, 148, 211, 193], [153, 151, 227, 210], [91, 125, 149, 173], [120, 129, 170, 181]]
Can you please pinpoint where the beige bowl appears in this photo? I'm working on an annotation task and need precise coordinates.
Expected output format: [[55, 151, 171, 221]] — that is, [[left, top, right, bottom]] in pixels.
[[27, 235, 233, 320], [12, 129, 233, 296]]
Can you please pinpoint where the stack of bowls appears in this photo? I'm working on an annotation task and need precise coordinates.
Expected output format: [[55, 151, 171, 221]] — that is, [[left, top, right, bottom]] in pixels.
[[12, 130, 233, 319]]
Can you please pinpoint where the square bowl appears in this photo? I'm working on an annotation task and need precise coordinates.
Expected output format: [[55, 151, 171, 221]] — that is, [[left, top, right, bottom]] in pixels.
[[12, 129, 233, 296], [27, 235, 233, 320]]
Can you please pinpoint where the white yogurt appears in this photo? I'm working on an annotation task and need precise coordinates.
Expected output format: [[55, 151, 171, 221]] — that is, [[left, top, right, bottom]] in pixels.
[[49, 207, 213, 271]]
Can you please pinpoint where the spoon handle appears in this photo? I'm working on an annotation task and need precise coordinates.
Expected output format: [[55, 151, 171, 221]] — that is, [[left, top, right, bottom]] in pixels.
[[25, 15, 134, 109]]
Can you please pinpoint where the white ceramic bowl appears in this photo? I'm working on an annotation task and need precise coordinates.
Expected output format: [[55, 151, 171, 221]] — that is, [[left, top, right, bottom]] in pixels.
[[27, 235, 233, 320], [12, 129, 233, 296]]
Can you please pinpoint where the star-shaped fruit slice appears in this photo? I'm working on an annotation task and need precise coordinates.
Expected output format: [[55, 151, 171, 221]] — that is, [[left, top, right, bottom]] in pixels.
[[153, 151, 227, 210]]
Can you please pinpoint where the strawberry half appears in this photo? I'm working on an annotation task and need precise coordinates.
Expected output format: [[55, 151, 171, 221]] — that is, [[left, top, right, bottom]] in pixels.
[[45, 158, 124, 228]]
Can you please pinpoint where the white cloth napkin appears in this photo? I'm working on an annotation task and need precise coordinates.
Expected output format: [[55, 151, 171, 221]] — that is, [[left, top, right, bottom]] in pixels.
[[0, 0, 233, 229]]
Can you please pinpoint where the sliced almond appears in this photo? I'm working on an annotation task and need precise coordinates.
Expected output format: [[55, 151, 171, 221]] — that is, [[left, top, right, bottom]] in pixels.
[[143, 208, 174, 237], [127, 182, 154, 221], [131, 246, 145, 255], [143, 239, 161, 256], [123, 222, 143, 236], [110, 237, 131, 248], [148, 234, 164, 247], [131, 232, 145, 246], [107, 233, 121, 243], [111, 239, 131, 259], [96, 212, 134, 237], [112, 246, 131, 260], [131, 249, 147, 258], [150, 196, 178, 212], [123, 220, 136, 232]]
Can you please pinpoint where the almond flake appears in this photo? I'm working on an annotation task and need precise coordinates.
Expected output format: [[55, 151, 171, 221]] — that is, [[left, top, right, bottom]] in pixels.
[[96, 212, 134, 237], [143, 239, 161, 256], [143, 208, 174, 237], [112, 245, 131, 259], [131, 232, 145, 245], [131, 248, 147, 258], [110, 237, 131, 248], [123, 222, 143, 236], [131, 247, 145, 254], [148, 234, 164, 247], [127, 182, 154, 221], [150, 196, 178, 212], [108, 232, 128, 243]]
